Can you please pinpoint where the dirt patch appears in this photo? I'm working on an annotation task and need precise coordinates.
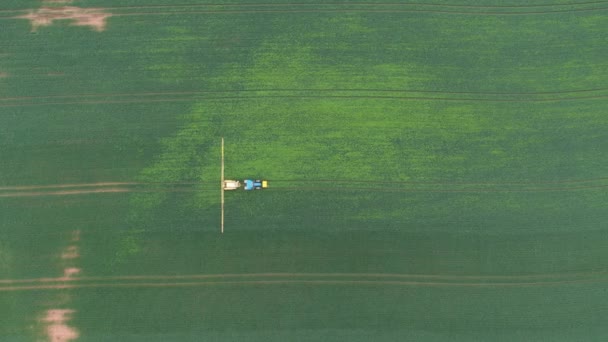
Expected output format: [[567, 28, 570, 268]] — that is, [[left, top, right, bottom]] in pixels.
[[0, 72, 7, 78], [41, 309, 79, 342], [15, 6, 112, 32], [61, 267, 81, 279]]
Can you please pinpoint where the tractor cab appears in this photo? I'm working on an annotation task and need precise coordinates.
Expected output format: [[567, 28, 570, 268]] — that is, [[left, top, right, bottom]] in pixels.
[[244, 179, 268, 191]]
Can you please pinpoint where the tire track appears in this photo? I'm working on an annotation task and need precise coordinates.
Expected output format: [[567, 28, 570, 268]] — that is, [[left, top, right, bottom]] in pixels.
[[0, 278, 605, 292], [0, 188, 216, 198], [1, 87, 607, 102], [108, 7, 608, 17], [3, 3, 608, 20], [269, 177, 608, 186], [1, 93, 608, 109], [3, 1, 608, 15], [0, 97, 195, 108], [99, 1, 608, 10], [2, 176, 607, 197], [1, 185, 605, 197], [1, 271, 604, 284], [0, 181, 201, 191], [2, 1, 607, 27], [1, 271, 607, 292], [0, 182, 138, 191], [3, 176, 608, 191], [275, 184, 608, 193], [0, 188, 131, 197]]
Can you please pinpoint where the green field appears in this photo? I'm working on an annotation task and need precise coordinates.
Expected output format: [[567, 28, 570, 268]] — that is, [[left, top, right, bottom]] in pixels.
[[1, 1, 608, 340]]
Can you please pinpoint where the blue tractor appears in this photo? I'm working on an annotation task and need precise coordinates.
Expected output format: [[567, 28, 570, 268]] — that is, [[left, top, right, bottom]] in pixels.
[[244, 179, 268, 191]]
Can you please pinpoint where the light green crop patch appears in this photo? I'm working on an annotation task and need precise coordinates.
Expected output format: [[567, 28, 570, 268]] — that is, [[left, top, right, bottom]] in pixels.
[[127, 21, 491, 213], [126, 7, 608, 236]]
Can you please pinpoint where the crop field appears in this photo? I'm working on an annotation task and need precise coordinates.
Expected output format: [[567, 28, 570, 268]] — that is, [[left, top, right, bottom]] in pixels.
[[1, 0, 608, 340]]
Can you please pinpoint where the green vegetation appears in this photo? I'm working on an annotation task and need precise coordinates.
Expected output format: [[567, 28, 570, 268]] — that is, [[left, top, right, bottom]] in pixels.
[[1, 1, 607, 340]]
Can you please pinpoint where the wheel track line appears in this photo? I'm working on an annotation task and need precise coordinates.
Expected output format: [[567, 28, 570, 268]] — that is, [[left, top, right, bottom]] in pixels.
[[0, 277, 605, 291], [269, 177, 608, 186], [1, 271, 605, 285], [1, 94, 608, 109], [0, 188, 217, 198], [0, 182, 138, 191], [0, 97, 194, 108], [0, 180, 608, 198], [0, 188, 131, 197], [0, 181, 202, 191], [276, 184, 608, 193], [2, 87, 608, 102], [107, 7, 608, 17], [90, 1, 608, 11], [3, 5, 608, 20], [3, 1, 608, 15], [3, 175, 608, 191], [2, 185, 607, 197]]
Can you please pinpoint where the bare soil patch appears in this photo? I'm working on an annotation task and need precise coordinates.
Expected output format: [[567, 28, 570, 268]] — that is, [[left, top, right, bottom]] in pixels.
[[41, 309, 79, 342], [15, 6, 112, 32]]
